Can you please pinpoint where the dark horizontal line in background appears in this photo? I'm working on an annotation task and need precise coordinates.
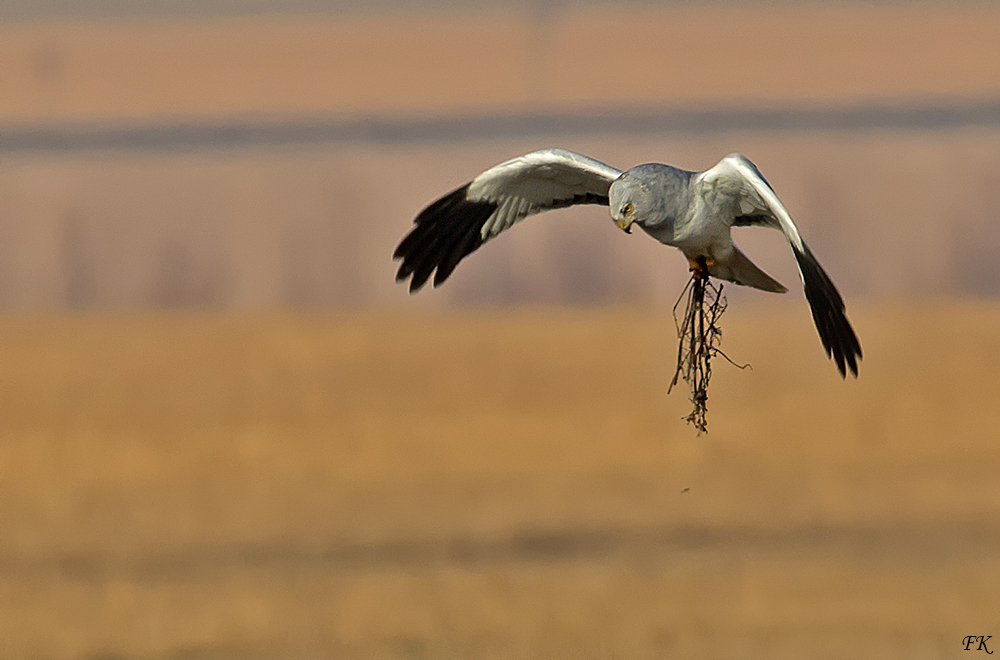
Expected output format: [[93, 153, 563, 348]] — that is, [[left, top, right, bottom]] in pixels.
[[4, 98, 1000, 154], [1, 518, 996, 580]]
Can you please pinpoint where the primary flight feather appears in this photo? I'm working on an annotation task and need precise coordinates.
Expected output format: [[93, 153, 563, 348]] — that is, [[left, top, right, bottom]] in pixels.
[[393, 148, 861, 378]]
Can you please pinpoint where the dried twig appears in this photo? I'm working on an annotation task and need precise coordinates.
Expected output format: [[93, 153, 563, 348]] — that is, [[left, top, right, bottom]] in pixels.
[[668, 257, 749, 433]]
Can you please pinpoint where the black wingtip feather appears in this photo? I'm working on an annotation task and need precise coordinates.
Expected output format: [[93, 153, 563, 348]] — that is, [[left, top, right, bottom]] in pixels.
[[433, 219, 483, 287], [393, 183, 496, 293], [793, 243, 863, 378]]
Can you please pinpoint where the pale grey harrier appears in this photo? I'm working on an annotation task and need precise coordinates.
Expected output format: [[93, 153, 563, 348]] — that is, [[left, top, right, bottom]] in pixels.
[[394, 148, 861, 377]]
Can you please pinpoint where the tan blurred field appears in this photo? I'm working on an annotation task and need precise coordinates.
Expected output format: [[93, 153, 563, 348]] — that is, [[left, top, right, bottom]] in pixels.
[[2, 2, 1000, 656], [2, 302, 999, 659]]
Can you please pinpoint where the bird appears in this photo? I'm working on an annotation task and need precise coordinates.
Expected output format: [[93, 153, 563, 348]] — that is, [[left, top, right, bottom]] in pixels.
[[393, 148, 861, 378]]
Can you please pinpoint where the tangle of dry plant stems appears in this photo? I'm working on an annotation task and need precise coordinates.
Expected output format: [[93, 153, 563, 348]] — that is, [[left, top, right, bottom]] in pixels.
[[668, 257, 749, 434]]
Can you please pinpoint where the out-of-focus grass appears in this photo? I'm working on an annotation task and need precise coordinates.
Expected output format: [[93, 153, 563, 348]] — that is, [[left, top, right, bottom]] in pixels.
[[0, 303, 998, 659]]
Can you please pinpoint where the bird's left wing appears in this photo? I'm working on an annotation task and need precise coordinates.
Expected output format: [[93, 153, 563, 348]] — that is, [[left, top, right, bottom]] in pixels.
[[394, 148, 622, 292], [697, 154, 862, 378]]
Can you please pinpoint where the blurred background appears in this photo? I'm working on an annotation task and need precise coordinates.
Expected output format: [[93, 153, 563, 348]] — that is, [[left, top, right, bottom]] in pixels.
[[2, 1, 999, 658]]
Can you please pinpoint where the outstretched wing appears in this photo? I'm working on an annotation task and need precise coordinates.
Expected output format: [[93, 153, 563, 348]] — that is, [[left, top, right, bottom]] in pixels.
[[698, 153, 862, 378], [394, 148, 622, 292]]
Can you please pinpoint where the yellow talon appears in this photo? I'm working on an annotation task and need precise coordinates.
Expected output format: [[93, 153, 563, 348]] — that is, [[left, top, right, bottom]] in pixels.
[[688, 256, 715, 277]]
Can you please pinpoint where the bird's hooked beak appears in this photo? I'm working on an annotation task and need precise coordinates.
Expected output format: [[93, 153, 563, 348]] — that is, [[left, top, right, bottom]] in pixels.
[[617, 218, 632, 234]]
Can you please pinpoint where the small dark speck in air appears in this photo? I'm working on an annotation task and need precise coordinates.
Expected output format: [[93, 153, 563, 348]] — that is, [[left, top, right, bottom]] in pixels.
[[681, 488, 690, 493]]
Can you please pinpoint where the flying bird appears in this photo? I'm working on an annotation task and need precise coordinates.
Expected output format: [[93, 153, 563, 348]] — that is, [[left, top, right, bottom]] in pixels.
[[393, 148, 861, 377]]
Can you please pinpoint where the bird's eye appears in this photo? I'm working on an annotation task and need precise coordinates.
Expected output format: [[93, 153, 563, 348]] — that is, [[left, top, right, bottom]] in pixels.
[[623, 204, 632, 214]]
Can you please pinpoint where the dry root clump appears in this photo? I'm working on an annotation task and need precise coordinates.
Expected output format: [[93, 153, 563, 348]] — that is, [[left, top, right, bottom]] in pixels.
[[668, 259, 749, 434]]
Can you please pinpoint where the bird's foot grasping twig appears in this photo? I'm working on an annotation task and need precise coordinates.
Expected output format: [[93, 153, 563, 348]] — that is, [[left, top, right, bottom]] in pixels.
[[686, 256, 715, 278], [668, 257, 749, 434]]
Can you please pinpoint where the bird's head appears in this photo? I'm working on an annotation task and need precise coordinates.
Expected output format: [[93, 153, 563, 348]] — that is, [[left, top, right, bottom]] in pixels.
[[609, 172, 644, 234], [610, 164, 687, 235], [608, 172, 653, 234]]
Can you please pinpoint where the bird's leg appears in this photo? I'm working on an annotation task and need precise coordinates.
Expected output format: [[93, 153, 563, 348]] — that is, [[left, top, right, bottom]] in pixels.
[[688, 255, 714, 280]]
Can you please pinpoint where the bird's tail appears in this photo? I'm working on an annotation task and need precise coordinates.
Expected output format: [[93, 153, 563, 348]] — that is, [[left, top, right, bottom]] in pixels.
[[711, 246, 788, 293]]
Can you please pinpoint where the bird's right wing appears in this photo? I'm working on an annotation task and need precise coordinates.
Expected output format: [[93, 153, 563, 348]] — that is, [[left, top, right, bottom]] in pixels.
[[393, 148, 622, 292]]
